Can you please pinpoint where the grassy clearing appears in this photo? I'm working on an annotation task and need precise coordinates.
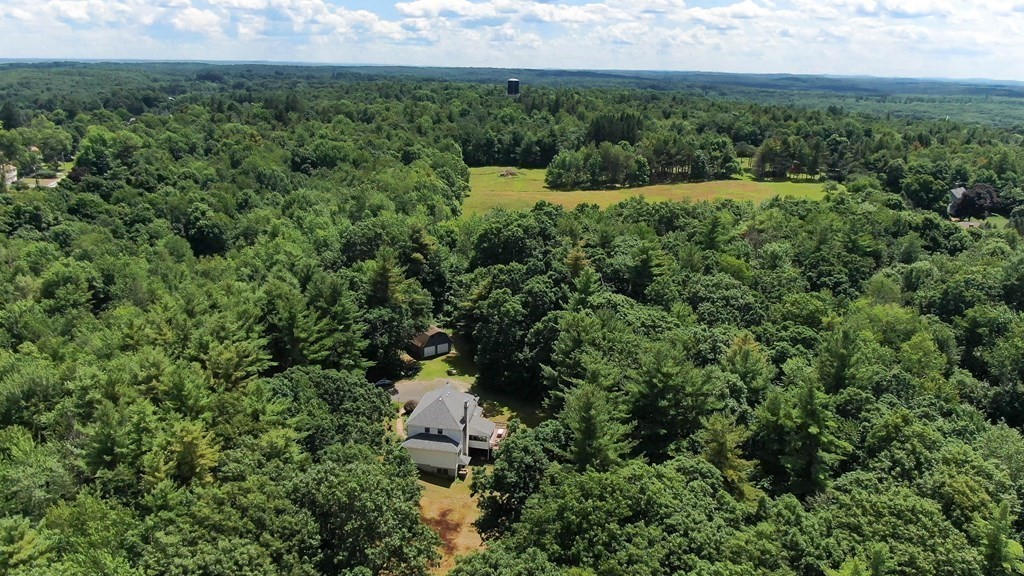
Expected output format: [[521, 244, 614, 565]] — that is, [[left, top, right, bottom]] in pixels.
[[416, 332, 478, 383], [15, 161, 74, 189], [464, 166, 825, 214], [16, 176, 61, 189], [985, 215, 1009, 228], [419, 469, 484, 574], [471, 386, 546, 428], [412, 331, 544, 427]]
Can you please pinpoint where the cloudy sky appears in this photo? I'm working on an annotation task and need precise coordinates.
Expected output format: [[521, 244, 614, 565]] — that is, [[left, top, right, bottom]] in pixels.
[[1, 0, 1022, 80]]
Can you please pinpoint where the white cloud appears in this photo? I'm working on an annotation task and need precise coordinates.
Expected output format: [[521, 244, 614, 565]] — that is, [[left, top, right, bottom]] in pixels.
[[8, 8, 33, 20], [236, 13, 266, 39], [210, 0, 269, 8], [50, 0, 94, 22], [0, 0, 1020, 80], [172, 6, 223, 34]]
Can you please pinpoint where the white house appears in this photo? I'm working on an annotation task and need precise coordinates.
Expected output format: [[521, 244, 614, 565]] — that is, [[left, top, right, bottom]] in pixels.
[[402, 384, 504, 477]]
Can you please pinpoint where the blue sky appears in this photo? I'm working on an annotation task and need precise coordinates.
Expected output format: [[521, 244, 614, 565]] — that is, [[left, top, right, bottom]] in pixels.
[[1, 0, 1022, 80]]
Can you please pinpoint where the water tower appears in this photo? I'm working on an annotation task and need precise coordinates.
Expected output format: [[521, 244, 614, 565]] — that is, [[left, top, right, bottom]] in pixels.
[[507, 78, 520, 97]]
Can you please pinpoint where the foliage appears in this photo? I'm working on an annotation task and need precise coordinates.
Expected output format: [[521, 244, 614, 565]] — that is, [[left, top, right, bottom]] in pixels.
[[0, 62, 1022, 576]]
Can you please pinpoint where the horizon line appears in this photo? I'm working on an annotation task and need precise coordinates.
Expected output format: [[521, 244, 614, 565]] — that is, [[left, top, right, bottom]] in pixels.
[[0, 58, 1021, 87]]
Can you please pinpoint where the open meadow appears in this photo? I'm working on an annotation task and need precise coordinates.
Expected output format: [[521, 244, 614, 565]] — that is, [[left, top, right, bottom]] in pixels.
[[463, 167, 826, 214]]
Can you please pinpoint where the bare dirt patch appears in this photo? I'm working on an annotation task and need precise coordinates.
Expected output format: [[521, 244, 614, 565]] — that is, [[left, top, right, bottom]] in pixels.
[[419, 470, 484, 574]]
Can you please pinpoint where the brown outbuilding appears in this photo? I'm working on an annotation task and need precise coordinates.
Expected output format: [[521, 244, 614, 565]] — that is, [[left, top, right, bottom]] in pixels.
[[408, 326, 453, 360]]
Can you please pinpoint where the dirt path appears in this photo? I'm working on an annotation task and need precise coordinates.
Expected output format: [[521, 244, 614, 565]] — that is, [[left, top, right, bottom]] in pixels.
[[395, 411, 406, 438]]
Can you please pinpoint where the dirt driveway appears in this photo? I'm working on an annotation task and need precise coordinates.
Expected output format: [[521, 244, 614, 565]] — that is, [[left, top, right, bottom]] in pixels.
[[393, 378, 471, 405]]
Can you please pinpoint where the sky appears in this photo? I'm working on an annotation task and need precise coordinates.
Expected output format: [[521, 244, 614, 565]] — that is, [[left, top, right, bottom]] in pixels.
[[1, 0, 1023, 80]]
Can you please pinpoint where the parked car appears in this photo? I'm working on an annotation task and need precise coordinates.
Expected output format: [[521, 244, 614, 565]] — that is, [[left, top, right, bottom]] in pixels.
[[374, 378, 394, 388]]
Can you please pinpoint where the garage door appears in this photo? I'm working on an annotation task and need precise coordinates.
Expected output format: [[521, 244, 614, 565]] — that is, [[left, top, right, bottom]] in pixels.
[[436, 343, 450, 355], [423, 345, 436, 357]]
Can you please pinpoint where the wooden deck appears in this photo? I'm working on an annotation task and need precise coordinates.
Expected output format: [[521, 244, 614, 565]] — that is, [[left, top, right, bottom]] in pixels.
[[489, 423, 509, 451]]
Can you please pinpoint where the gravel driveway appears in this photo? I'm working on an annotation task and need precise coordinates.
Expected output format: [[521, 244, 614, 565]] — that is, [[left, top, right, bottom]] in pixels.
[[393, 378, 472, 405]]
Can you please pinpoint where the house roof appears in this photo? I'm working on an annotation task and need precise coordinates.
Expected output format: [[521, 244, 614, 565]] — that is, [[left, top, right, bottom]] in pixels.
[[468, 407, 496, 437], [950, 187, 967, 200], [410, 326, 447, 348], [407, 396, 462, 431], [402, 433, 461, 454], [407, 383, 475, 431]]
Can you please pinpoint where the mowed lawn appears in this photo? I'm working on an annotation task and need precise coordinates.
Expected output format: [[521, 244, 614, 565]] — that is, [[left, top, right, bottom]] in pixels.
[[464, 167, 825, 214]]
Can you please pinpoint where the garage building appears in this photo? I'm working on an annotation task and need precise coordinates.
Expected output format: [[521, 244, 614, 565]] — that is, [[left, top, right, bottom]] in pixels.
[[408, 326, 452, 360]]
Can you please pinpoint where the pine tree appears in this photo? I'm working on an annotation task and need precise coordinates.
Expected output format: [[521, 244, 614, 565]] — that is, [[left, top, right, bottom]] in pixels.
[[559, 376, 633, 472], [752, 373, 849, 496], [982, 501, 1024, 576], [568, 266, 602, 311], [565, 246, 591, 280], [721, 331, 776, 406], [816, 325, 862, 393], [628, 344, 725, 459], [698, 413, 757, 500]]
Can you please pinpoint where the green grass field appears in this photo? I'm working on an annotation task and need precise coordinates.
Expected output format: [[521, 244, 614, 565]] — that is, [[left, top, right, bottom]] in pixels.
[[463, 167, 825, 214], [986, 215, 1009, 228]]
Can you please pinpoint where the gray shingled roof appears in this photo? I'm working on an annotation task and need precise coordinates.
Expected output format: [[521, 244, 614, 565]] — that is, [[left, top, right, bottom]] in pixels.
[[407, 396, 462, 431], [402, 433, 461, 453], [468, 407, 495, 437], [407, 384, 477, 431]]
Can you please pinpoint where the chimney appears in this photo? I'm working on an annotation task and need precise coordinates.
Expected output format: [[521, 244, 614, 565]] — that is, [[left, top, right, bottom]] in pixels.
[[462, 400, 470, 457]]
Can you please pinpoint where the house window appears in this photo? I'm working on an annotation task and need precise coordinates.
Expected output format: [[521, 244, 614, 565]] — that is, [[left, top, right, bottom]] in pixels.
[[424, 427, 431, 434]]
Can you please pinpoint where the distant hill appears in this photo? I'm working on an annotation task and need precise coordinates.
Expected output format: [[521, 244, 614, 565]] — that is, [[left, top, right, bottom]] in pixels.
[[1, 61, 1023, 125], [339, 65, 1024, 98]]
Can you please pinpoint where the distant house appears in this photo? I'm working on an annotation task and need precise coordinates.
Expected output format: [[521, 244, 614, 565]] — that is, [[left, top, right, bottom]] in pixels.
[[402, 384, 504, 477], [948, 186, 967, 217], [408, 326, 452, 360], [1, 164, 15, 186]]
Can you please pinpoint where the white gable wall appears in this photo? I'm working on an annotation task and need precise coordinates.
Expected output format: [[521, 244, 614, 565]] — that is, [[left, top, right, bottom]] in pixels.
[[407, 447, 460, 475]]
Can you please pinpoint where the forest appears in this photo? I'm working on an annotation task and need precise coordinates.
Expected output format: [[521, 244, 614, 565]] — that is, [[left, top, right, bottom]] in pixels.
[[3, 62, 1024, 576]]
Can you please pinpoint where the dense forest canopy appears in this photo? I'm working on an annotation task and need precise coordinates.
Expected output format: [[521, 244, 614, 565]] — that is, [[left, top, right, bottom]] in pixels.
[[2, 63, 1024, 576]]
